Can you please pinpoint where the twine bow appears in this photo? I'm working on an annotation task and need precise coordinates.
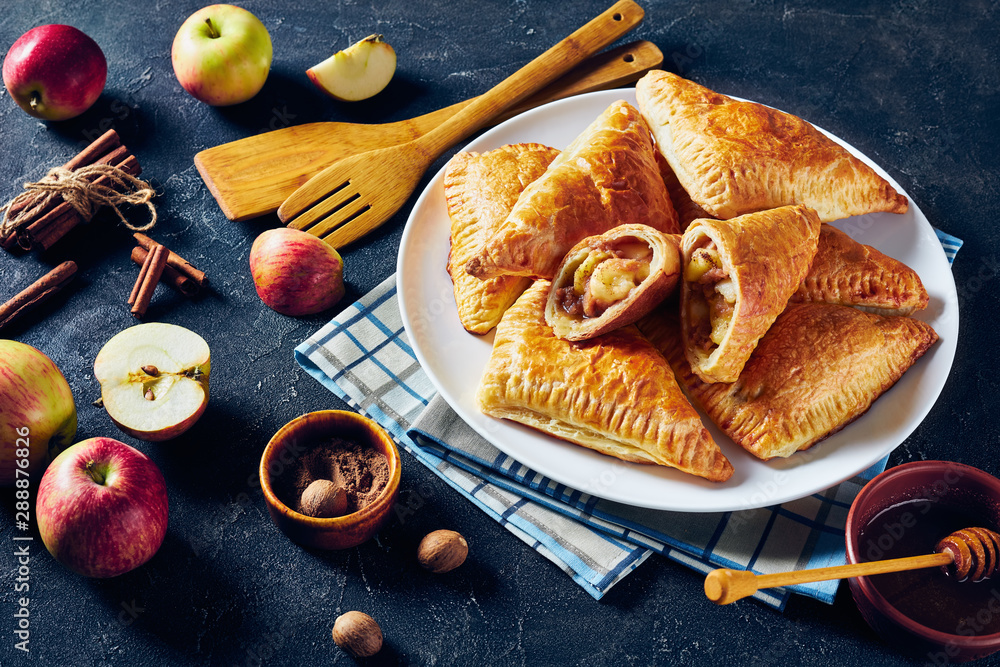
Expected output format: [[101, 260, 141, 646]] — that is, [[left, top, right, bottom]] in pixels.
[[0, 162, 157, 241]]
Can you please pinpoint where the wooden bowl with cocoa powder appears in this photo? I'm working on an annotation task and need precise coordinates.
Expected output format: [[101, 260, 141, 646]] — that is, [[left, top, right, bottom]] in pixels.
[[259, 410, 401, 550]]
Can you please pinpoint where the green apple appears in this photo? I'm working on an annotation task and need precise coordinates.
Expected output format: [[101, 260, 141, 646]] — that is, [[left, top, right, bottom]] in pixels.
[[306, 34, 396, 102], [0, 340, 77, 486], [171, 4, 272, 106]]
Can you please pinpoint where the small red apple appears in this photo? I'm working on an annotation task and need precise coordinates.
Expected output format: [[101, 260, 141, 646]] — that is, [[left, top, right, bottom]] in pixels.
[[36, 437, 168, 578], [249, 228, 345, 316], [2, 24, 107, 121]]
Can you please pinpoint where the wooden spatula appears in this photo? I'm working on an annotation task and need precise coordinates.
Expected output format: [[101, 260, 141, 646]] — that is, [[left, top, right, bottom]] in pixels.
[[277, 0, 645, 249], [196, 39, 660, 222]]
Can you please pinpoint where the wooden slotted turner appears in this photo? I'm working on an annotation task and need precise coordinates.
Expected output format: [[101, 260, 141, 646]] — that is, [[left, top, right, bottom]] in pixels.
[[196, 40, 662, 222], [277, 0, 645, 249]]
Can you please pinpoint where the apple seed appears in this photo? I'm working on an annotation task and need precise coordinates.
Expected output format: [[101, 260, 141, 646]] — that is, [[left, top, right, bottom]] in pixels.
[[144, 388, 155, 401], [141, 364, 160, 377]]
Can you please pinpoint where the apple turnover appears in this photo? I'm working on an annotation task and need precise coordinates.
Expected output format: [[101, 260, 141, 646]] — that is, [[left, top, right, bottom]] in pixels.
[[465, 100, 679, 281], [654, 151, 712, 231], [444, 143, 559, 334], [635, 70, 908, 222], [545, 224, 680, 341], [681, 204, 822, 384], [639, 302, 938, 460], [477, 281, 733, 482], [791, 223, 929, 316]]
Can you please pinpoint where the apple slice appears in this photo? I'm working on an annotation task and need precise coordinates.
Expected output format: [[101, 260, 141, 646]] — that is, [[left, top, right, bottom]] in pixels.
[[94, 323, 210, 442], [306, 34, 396, 102]]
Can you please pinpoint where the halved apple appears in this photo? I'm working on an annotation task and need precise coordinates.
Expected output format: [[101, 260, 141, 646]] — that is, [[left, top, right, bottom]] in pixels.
[[94, 323, 210, 442], [306, 34, 396, 101]]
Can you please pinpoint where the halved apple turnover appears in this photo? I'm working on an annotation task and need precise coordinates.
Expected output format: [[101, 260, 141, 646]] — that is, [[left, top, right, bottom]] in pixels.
[[545, 224, 680, 341], [680, 204, 822, 384]]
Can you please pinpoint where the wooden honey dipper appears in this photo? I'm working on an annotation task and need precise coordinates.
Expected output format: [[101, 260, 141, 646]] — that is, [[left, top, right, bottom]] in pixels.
[[705, 527, 1000, 605]]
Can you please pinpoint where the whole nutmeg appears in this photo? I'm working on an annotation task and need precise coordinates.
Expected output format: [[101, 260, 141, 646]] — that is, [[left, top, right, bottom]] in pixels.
[[332, 610, 382, 658], [299, 479, 348, 518], [416, 529, 468, 573]]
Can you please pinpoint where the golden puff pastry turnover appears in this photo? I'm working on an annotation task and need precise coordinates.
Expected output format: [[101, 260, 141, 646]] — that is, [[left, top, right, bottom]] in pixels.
[[545, 224, 680, 341], [639, 301, 938, 460], [791, 223, 929, 316], [635, 70, 908, 223], [465, 100, 679, 281], [681, 204, 821, 384], [477, 281, 733, 482], [444, 143, 560, 334], [654, 151, 713, 231]]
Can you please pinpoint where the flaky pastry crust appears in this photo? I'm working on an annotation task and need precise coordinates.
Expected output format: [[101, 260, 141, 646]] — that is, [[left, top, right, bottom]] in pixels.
[[639, 302, 938, 460], [654, 151, 713, 231], [635, 70, 908, 222], [477, 281, 733, 482], [444, 143, 559, 334], [465, 100, 679, 281], [791, 224, 929, 316]]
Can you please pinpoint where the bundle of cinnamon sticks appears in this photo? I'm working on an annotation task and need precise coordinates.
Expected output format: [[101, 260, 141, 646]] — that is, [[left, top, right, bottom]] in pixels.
[[0, 129, 142, 252]]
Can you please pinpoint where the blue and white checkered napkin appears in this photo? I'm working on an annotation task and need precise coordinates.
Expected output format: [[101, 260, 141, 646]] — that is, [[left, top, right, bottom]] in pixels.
[[294, 229, 962, 608]]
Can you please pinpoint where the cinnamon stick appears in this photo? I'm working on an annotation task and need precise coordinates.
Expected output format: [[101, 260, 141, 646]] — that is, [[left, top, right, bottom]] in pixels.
[[133, 233, 207, 287], [3, 131, 123, 230], [25, 153, 142, 251], [129, 243, 168, 318], [0, 261, 78, 331], [64, 130, 122, 171], [131, 246, 200, 296]]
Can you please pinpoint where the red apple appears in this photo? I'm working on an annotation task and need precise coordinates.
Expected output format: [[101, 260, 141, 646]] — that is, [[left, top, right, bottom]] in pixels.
[[249, 228, 345, 316], [0, 340, 77, 486], [171, 4, 272, 106], [2, 24, 107, 121], [36, 437, 168, 578]]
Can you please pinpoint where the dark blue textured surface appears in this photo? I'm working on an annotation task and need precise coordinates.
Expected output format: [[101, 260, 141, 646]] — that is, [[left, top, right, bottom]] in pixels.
[[1, 1, 998, 664]]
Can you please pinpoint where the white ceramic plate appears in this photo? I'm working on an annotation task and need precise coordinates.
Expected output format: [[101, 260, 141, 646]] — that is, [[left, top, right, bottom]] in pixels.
[[397, 89, 958, 512]]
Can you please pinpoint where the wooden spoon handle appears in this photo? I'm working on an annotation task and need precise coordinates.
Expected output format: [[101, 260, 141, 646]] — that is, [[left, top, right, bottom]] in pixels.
[[405, 40, 661, 138], [704, 552, 953, 605], [481, 40, 663, 125], [418, 0, 645, 155]]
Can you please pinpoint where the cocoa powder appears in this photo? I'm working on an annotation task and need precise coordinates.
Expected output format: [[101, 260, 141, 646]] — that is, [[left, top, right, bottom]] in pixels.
[[275, 437, 390, 516]]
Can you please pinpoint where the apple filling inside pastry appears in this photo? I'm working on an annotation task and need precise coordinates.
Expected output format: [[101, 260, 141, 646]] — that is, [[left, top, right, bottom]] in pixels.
[[545, 224, 680, 342], [684, 241, 736, 352], [556, 241, 653, 319]]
